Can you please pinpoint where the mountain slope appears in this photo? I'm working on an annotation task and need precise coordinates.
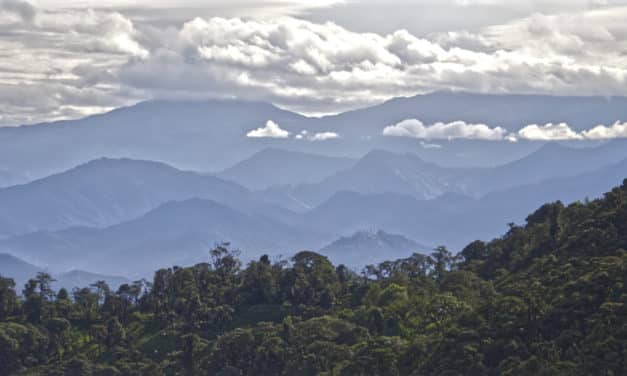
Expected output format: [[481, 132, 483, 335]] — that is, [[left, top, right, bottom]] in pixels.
[[55, 270, 128, 291], [0, 198, 324, 278], [0, 253, 128, 291], [265, 150, 469, 209], [0, 158, 276, 238], [319, 91, 627, 136], [266, 141, 627, 210], [218, 148, 356, 190], [4, 93, 627, 181], [474, 139, 627, 192], [319, 230, 431, 268], [305, 158, 627, 249], [0, 99, 311, 179], [0, 253, 42, 291]]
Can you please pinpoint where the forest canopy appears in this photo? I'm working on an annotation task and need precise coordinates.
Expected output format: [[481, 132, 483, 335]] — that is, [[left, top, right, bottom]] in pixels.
[[1, 180, 626, 375]]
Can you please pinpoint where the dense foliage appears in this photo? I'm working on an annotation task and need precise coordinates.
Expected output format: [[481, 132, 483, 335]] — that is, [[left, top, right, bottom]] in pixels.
[[1, 181, 626, 375]]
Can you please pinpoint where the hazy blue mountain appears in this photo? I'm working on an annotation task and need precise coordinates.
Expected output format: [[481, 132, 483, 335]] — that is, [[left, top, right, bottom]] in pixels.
[[0, 158, 283, 238], [0, 100, 311, 180], [290, 91, 627, 166], [305, 159, 627, 249], [0, 253, 128, 292], [0, 198, 325, 278], [3, 93, 627, 183], [319, 230, 431, 269], [218, 148, 356, 190], [2, 159, 624, 276], [303, 191, 470, 248], [54, 270, 128, 292], [264, 141, 627, 210], [0, 253, 42, 291], [318, 91, 627, 136], [262, 150, 469, 209], [473, 139, 627, 192]]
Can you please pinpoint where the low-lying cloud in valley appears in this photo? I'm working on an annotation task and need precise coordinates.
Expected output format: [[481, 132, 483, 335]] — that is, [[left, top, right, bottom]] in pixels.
[[295, 130, 340, 141], [384, 119, 627, 142], [516, 123, 585, 141], [517, 121, 627, 141], [246, 120, 290, 138], [247, 120, 340, 141], [383, 119, 509, 141]]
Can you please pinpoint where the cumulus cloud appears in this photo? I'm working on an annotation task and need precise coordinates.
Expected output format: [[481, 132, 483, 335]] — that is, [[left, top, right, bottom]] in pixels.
[[516, 123, 584, 140], [295, 130, 340, 141], [582, 121, 627, 139], [113, 11, 627, 118], [384, 119, 627, 142], [383, 119, 509, 141], [3, 2, 627, 125], [513, 121, 627, 141], [246, 120, 290, 138]]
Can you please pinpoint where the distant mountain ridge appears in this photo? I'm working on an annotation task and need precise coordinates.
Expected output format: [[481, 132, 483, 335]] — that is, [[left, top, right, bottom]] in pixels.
[[218, 148, 356, 190], [2, 148, 626, 275], [260, 141, 627, 210], [1, 92, 626, 276], [3, 92, 627, 181], [320, 230, 431, 268], [0, 157, 290, 238], [0, 198, 324, 278], [0, 253, 128, 292]]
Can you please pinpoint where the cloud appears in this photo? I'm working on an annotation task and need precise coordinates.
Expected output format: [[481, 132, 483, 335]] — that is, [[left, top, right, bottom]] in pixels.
[[385, 119, 627, 142], [383, 119, 508, 141], [582, 121, 627, 139], [3, 3, 627, 125], [0, 0, 36, 23], [514, 121, 627, 140], [309, 131, 340, 141], [420, 141, 443, 149], [516, 123, 584, 140], [295, 130, 340, 141], [113, 11, 627, 117], [246, 120, 290, 138]]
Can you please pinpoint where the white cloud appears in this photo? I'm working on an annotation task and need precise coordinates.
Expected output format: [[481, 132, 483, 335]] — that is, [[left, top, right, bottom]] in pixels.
[[516, 123, 584, 140], [383, 119, 508, 141], [246, 120, 290, 138], [3, 2, 627, 125], [295, 130, 340, 141], [514, 121, 627, 140], [309, 131, 340, 141], [420, 141, 443, 149], [385, 119, 627, 142], [582, 121, 627, 139]]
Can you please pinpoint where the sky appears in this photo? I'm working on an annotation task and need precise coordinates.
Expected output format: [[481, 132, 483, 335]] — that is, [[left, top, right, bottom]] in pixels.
[[1, 0, 627, 125]]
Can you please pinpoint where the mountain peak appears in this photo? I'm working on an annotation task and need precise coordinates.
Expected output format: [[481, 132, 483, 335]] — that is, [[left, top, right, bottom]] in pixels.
[[319, 229, 429, 268]]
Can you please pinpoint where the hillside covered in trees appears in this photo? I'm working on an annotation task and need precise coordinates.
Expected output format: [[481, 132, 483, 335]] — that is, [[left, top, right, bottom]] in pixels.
[[1, 181, 626, 375]]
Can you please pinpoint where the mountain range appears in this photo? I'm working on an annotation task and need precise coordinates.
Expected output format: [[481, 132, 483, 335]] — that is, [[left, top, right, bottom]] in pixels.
[[0, 157, 293, 239], [0, 92, 626, 280], [218, 148, 356, 190], [1, 152, 625, 278], [259, 141, 627, 210], [0, 197, 321, 278], [4, 91, 627, 184], [0, 253, 128, 292]]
